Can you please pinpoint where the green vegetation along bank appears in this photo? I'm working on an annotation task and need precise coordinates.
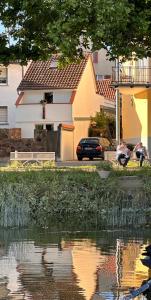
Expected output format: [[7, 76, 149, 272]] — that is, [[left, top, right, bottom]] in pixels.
[[1, 167, 151, 229]]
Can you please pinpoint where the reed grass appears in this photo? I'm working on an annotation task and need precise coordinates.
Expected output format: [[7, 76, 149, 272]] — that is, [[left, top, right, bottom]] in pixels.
[[0, 168, 150, 228]]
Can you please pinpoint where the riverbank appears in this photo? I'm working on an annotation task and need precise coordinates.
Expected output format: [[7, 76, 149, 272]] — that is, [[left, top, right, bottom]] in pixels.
[[0, 165, 151, 228]]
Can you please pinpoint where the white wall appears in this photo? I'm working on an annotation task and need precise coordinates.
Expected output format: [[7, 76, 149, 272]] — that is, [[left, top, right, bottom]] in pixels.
[[0, 63, 29, 128], [22, 89, 72, 104], [16, 103, 73, 138], [93, 49, 114, 77]]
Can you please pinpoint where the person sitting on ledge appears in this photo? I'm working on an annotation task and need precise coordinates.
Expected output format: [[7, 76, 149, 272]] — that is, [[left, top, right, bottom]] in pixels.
[[133, 142, 147, 167], [116, 141, 131, 167]]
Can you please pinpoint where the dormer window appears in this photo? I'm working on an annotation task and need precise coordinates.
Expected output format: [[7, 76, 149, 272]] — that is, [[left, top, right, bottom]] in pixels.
[[44, 92, 53, 103], [0, 66, 7, 84], [50, 59, 58, 69]]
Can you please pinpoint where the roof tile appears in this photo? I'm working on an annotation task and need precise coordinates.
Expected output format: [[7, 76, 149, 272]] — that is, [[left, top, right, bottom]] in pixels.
[[97, 79, 116, 102], [18, 56, 88, 90]]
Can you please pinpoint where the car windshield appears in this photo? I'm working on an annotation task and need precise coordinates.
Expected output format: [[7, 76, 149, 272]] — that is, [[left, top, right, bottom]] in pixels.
[[80, 138, 99, 144]]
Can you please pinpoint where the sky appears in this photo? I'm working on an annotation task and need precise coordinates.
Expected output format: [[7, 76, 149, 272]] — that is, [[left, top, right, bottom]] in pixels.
[[0, 22, 4, 33]]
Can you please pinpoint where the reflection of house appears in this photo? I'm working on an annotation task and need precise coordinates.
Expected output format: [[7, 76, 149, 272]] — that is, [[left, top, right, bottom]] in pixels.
[[112, 57, 151, 155], [16, 55, 110, 160], [0, 231, 150, 300], [121, 242, 149, 289], [70, 240, 104, 300], [0, 63, 29, 128], [95, 252, 117, 299]]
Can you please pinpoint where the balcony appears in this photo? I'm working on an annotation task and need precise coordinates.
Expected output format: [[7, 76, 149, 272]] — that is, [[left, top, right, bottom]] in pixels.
[[16, 103, 72, 123], [112, 66, 151, 95], [112, 66, 151, 86]]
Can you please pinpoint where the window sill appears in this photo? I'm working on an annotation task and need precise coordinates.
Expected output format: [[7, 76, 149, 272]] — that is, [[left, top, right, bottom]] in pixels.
[[0, 122, 9, 125]]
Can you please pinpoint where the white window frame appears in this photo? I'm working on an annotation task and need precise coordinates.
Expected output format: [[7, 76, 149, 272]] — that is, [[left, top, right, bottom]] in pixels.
[[0, 66, 8, 85]]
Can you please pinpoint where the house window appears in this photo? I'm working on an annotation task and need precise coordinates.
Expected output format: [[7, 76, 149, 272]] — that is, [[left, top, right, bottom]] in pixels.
[[96, 74, 104, 80], [0, 106, 8, 123], [44, 92, 53, 103], [104, 75, 111, 79], [35, 124, 44, 130], [96, 74, 111, 80], [0, 66, 7, 84], [46, 124, 54, 131], [50, 59, 58, 69]]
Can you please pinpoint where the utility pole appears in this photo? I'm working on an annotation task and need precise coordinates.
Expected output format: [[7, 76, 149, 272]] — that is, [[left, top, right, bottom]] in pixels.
[[115, 59, 120, 145]]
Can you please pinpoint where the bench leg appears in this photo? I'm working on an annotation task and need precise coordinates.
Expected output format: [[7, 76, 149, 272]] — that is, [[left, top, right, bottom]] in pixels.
[[23, 160, 40, 166]]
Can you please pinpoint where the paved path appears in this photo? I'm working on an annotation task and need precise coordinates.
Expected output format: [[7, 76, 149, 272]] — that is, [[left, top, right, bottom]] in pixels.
[[56, 159, 102, 168]]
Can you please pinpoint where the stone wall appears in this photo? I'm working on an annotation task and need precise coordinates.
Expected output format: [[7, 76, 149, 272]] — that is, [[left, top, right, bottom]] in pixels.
[[0, 128, 48, 157]]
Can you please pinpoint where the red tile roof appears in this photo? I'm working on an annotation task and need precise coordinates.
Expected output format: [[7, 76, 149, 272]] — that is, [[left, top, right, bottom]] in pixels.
[[18, 56, 88, 91], [97, 79, 116, 102]]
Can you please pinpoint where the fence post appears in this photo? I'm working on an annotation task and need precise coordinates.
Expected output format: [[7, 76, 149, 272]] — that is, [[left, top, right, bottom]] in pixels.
[[15, 150, 18, 160], [115, 58, 120, 145]]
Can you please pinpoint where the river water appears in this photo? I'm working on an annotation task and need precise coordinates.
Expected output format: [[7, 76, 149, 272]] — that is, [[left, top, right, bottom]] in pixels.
[[0, 227, 150, 300]]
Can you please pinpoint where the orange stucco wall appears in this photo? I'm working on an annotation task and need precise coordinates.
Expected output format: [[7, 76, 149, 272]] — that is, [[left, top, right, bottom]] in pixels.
[[73, 56, 101, 118], [72, 57, 103, 158], [121, 88, 151, 154]]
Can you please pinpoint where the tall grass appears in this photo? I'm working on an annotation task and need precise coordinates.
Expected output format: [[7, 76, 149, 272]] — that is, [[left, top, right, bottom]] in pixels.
[[0, 169, 150, 228]]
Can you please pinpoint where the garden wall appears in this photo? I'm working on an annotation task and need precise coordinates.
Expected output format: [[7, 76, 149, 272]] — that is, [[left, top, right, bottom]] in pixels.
[[0, 128, 48, 157]]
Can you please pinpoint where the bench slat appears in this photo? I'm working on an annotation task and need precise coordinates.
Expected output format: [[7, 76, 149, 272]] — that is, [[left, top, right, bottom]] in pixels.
[[10, 151, 55, 161]]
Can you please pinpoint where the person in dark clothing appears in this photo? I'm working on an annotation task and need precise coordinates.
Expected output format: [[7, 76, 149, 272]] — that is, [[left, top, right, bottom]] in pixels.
[[116, 141, 131, 167], [133, 142, 147, 167]]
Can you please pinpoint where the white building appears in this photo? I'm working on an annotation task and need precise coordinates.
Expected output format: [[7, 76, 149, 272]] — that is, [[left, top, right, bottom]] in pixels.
[[93, 49, 115, 80], [0, 63, 29, 128]]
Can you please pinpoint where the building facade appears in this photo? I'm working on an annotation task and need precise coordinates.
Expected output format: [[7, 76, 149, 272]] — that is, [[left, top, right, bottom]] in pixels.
[[112, 57, 151, 155], [0, 63, 29, 128], [16, 55, 106, 160]]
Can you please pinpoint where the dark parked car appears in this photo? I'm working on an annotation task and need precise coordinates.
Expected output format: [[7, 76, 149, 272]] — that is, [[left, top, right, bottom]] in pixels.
[[76, 137, 105, 160]]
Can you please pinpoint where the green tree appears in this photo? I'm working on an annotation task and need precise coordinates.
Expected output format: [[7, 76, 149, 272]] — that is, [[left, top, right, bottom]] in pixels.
[[89, 111, 116, 140], [0, 0, 151, 63]]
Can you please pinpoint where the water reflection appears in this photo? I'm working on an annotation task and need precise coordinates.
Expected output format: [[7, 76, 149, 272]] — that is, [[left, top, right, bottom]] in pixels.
[[0, 229, 150, 299]]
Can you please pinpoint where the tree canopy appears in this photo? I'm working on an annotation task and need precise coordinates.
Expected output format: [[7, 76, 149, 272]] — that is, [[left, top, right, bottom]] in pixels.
[[0, 0, 151, 64]]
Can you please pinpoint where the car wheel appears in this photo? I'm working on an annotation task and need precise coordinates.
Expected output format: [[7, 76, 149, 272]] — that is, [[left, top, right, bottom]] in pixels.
[[101, 157, 105, 161], [89, 157, 94, 161], [78, 156, 82, 161]]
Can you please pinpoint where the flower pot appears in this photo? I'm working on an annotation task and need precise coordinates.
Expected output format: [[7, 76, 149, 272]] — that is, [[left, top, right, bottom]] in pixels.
[[97, 170, 110, 179]]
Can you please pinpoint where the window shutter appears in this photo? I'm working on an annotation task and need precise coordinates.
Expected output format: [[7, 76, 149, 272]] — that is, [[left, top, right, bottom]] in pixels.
[[0, 106, 8, 122]]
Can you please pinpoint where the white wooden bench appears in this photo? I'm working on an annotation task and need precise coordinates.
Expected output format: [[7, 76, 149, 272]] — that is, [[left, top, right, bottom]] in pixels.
[[10, 151, 55, 164]]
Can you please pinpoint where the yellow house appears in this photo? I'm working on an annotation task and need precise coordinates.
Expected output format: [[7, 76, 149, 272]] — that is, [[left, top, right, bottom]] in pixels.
[[112, 58, 151, 155], [16, 55, 115, 160]]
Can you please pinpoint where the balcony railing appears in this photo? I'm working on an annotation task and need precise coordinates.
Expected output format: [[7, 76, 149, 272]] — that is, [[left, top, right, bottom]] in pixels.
[[112, 66, 151, 86]]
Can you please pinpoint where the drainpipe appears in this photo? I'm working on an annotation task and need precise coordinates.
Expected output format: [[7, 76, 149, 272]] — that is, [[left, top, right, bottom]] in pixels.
[[115, 58, 120, 145], [22, 65, 24, 79]]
